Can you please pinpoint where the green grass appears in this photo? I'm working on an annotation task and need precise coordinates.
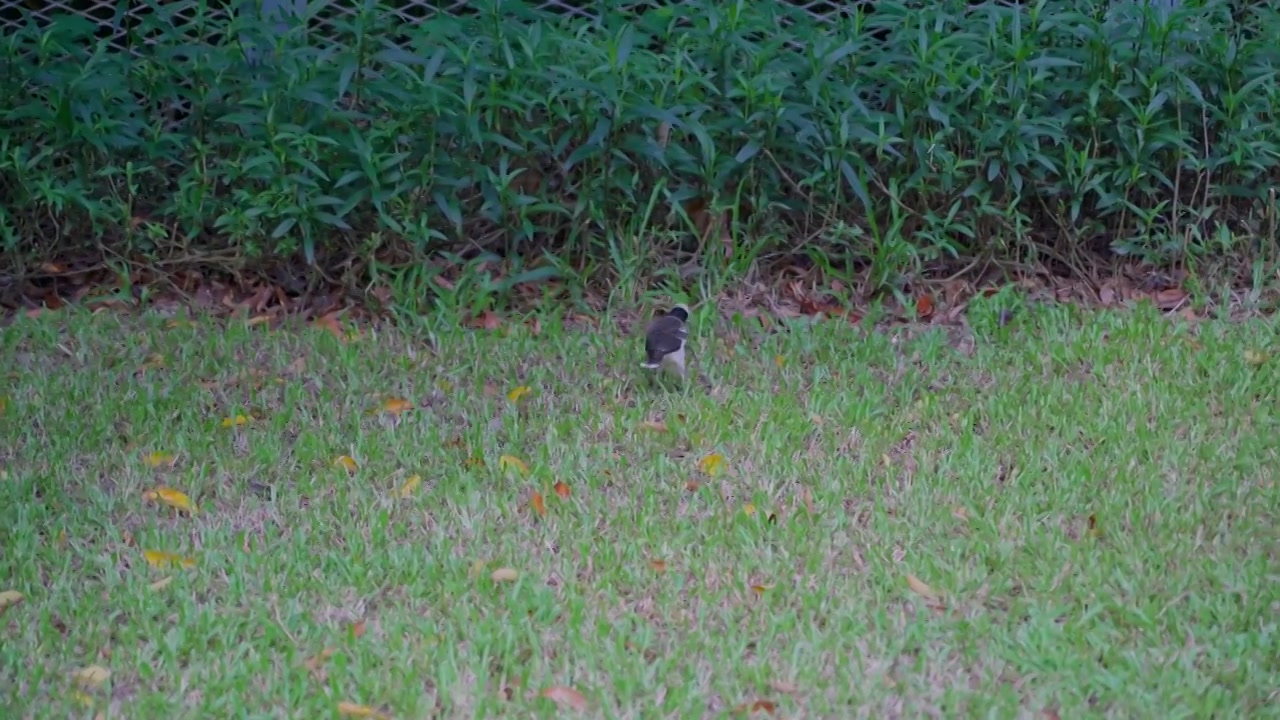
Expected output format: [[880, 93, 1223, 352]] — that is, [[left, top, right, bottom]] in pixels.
[[1, 300, 1278, 719]]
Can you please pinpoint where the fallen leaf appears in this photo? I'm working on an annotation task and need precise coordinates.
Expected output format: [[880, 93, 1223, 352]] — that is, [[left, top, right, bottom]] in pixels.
[[148, 577, 173, 592], [379, 397, 414, 416], [951, 506, 969, 521], [469, 310, 502, 330], [649, 559, 667, 573], [72, 691, 94, 707], [499, 454, 529, 476], [305, 647, 337, 673], [734, 698, 777, 715], [1154, 287, 1188, 309], [336, 701, 387, 719], [397, 474, 422, 498], [915, 293, 936, 319], [1244, 349, 1269, 367], [751, 584, 772, 595], [800, 487, 815, 515], [742, 502, 757, 517], [685, 479, 701, 492], [906, 574, 940, 600], [142, 487, 197, 514], [531, 491, 547, 517], [639, 420, 669, 432], [0, 590, 23, 612], [507, 385, 532, 402], [74, 665, 110, 690], [143, 550, 196, 570], [464, 454, 486, 469], [698, 453, 725, 476], [1087, 513, 1102, 539], [769, 680, 801, 695], [141, 451, 176, 469], [490, 567, 519, 582], [221, 414, 252, 428], [349, 620, 366, 639], [774, 355, 784, 368], [313, 312, 346, 341], [541, 685, 589, 711], [334, 455, 359, 473]]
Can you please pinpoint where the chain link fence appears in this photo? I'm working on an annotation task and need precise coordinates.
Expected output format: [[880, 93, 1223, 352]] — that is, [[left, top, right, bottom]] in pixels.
[[0, 0, 863, 57]]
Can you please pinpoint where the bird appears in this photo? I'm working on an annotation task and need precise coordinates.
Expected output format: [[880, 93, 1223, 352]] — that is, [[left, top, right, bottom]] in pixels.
[[641, 303, 690, 380]]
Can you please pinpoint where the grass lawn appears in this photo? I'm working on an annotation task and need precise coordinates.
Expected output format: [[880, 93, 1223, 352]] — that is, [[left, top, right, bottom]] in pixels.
[[1, 299, 1277, 719]]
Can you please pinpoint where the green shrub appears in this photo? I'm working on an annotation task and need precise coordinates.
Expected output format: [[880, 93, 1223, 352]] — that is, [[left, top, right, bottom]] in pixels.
[[1, 0, 1278, 298]]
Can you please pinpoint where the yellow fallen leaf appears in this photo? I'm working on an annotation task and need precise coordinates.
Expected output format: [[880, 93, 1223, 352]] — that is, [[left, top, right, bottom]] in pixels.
[[149, 576, 174, 592], [638, 420, 669, 432], [1244, 349, 1269, 367], [469, 559, 489, 578], [397, 474, 422, 498], [541, 685, 589, 711], [906, 573, 940, 600], [774, 354, 784, 368], [507, 385, 532, 402], [379, 397, 414, 416], [73, 690, 95, 707], [143, 550, 196, 570], [698, 453, 725, 476], [490, 567, 519, 582], [221, 414, 252, 428], [142, 487, 197, 514], [142, 451, 175, 468], [751, 584, 773, 595], [0, 589, 23, 612], [74, 665, 110, 689], [742, 502, 757, 516], [499, 454, 528, 476], [334, 455, 359, 473], [336, 701, 387, 719]]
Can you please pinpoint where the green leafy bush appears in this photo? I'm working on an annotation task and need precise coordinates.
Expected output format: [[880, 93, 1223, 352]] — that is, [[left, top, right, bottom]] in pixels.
[[1, 0, 1278, 296]]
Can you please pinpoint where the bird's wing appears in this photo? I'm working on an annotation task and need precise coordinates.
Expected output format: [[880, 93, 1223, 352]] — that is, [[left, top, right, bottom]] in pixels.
[[645, 316, 687, 357]]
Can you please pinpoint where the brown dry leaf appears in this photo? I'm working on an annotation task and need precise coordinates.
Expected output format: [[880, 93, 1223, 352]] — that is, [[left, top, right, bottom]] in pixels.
[[915, 293, 936, 319], [305, 647, 337, 673], [143, 550, 196, 570], [769, 680, 800, 695], [469, 310, 502, 330], [906, 574, 940, 600], [142, 451, 176, 469], [333, 455, 359, 473], [639, 420, 669, 432], [464, 454, 486, 470], [685, 479, 701, 492], [0, 590, 23, 613], [774, 354, 784, 368], [74, 665, 111, 690], [499, 454, 529, 476], [397, 474, 422, 498], [142, 487, 197, 514], [380, 397, 414, 416], [553, 481, 571, 499], [531, 491, 547, 517], [526, 316, 543, 336], [1154, 287, 1189, 309], [490, 567, 519, 582], [246, 314, 273, 328], [541, 685, 589, 712], [314, 312, 346, 341], [750, 584, 772, 596], [336, 701, 387, 719], [148, 577, 173, 592], [733, 698, 778, 715], [648, 559, 667, 573], [698, 453, 725, 476], [349, 620, 366, 640], [507, 385, 532, 402], [951, 506, 970, 521], [1087, 513, 1102, 539], [800, 487, 815, 515]]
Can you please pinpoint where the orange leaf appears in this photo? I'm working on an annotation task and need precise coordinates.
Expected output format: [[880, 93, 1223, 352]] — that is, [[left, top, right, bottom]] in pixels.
[[469, 310, 502, 330], [915, 293, 936, 319], [336, 701, 387, 719], [906, 573, 940, 600], [733, 698, 778, 715], [379, 397, 413, 416], [305, 647, 336, 673], [553, 481, 571, 499], [313, 312, 346, 341], [648, 559, 667, 573], [541, 685, 589, 712], [349, 620, 366, 639], [531, 491, 546, 516], [751, 584, 773, 595]]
